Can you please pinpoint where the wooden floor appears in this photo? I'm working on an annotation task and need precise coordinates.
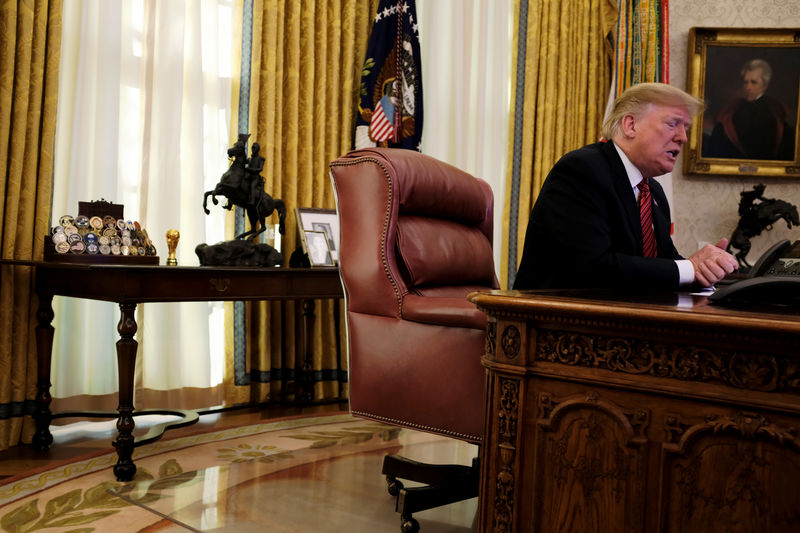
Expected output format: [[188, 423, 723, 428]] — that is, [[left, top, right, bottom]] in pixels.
[[0, 401, 348, 481], [1, 401, 479, 532]]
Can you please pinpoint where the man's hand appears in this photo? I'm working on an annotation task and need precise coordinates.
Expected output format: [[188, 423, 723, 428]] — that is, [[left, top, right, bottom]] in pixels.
[[688, 238, 739, 287]]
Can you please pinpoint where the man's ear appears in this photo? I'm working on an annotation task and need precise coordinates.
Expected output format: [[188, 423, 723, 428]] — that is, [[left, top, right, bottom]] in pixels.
[[620, 114, 636, 138]]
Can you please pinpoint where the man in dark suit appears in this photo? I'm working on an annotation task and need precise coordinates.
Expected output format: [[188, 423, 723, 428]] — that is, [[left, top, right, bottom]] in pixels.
[[513, 83, 738, 290]]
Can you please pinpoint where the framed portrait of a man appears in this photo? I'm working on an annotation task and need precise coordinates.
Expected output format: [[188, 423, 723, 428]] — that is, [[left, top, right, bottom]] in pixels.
[[684, 27, 800, 177]]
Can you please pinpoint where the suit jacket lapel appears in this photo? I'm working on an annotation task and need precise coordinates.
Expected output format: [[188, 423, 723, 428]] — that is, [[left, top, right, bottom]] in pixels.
[[602, 141, 642, 241]]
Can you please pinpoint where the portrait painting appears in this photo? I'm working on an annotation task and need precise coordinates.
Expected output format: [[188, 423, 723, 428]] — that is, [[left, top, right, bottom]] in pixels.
[[684, 27, 800, 177]]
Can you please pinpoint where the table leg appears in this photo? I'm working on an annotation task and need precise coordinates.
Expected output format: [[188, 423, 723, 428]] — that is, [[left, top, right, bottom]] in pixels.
[[113, 302, 138, 481], [33, 292, 54, 451], [298, 299, 316, 403]]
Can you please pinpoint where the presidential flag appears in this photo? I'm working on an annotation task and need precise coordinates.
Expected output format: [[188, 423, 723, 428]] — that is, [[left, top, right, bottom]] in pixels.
[[355, 0, 423, 151]]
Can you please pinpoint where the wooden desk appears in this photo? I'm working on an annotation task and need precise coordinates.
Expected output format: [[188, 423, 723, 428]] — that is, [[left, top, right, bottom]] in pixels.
[[471, 289, 800, 533], [5, 260, 342, 481]]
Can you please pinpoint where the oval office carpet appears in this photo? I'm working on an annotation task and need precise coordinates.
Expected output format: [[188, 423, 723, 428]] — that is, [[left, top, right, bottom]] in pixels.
[[0, 413, 477, 532]]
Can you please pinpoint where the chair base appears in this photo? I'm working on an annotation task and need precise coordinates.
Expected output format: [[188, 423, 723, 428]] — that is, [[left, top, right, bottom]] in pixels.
[[381, 453, 479, 533]]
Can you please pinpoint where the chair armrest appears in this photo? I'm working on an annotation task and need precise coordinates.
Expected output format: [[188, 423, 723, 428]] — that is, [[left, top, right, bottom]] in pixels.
[[401, 294, 487, 331]]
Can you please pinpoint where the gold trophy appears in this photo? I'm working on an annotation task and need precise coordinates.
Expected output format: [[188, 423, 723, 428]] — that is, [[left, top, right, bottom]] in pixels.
[[166, 229, 180, 266]]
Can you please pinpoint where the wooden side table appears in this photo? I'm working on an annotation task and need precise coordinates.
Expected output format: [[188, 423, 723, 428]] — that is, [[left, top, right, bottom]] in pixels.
[[3, 260, 342, 481]]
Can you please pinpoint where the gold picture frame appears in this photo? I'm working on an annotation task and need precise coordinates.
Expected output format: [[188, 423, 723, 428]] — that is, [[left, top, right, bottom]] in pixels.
[[684, 27, 800, 177]]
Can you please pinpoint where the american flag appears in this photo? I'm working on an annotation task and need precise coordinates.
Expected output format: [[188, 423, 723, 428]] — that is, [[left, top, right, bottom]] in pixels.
[[355, 0, 422, 150], [369, 96, 395, 142]]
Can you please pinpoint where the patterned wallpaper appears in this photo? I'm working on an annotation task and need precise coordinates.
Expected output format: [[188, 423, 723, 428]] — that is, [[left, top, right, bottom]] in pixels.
[[669, 0, 800, 264]]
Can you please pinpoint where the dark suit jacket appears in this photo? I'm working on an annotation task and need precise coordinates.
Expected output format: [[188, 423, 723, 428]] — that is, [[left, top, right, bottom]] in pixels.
[[513, 140, 683, 290], [704, 95, 795, 161]]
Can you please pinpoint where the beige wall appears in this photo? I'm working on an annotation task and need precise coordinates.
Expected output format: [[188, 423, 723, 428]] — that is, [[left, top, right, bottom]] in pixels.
[[669, 1, 800, 263]]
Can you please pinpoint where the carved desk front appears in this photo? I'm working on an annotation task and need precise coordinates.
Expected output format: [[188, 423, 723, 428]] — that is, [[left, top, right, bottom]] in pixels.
[[471, 289, 800, 533]]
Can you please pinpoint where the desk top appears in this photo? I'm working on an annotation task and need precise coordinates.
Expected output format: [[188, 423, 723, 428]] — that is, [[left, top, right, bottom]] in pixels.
[[1, 260, 343, 303], [470, 288, 800, 336]]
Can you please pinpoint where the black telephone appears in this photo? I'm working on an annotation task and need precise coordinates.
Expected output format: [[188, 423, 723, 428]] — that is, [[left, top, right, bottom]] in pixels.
[[708, 239, 800, 307]]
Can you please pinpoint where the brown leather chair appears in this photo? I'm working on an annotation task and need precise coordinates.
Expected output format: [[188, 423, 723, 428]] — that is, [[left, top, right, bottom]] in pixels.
[[329, 147, 498, 532]]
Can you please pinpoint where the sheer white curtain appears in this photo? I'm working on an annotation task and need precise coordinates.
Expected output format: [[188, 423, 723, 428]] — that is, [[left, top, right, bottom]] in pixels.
[[417, 0, 512, 278], [50, 0, 233, 408]]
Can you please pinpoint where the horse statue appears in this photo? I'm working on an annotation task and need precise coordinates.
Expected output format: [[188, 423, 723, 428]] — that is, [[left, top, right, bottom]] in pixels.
[[727, 185, 799, 268], [203, 133, 286, 240]]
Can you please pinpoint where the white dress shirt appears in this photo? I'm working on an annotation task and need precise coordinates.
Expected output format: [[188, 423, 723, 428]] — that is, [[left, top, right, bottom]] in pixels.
[[613, 144, 695, 286]]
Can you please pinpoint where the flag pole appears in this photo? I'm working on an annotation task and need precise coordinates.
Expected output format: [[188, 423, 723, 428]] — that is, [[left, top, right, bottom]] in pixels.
[[392, 0, 403, 143]]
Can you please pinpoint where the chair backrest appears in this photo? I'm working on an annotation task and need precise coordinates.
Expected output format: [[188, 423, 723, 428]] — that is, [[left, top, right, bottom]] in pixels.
[[330, 148, 497, 442], [330, 147, 498, 323]]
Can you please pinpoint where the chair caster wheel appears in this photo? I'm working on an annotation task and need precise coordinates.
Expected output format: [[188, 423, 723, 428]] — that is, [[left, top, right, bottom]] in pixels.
[[386, 475, 403, 496], [401, 516, 420, 533]]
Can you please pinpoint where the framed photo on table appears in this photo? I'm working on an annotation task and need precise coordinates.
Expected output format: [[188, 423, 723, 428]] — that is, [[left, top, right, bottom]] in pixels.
[[684, 27, 800, 178], [301, 230, 335, 267], [295, 207, 339, 264]]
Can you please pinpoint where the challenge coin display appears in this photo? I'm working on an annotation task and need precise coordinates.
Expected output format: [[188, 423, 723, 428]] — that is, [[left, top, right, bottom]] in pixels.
[[46, 201, 158, 264]]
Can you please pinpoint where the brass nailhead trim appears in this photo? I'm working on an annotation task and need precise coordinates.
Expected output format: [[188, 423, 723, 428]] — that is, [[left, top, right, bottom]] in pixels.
[[351, 410, 482, 443]]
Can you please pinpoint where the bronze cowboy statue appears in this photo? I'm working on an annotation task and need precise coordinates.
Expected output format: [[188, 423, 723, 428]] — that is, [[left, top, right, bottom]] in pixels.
[[727, 184, 799, 269], [203, 133, 286, 240]]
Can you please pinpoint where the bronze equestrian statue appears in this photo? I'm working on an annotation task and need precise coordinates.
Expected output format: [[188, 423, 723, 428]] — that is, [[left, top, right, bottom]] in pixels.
[[203, 133, 286, 240], [727, 184, 799, 268]]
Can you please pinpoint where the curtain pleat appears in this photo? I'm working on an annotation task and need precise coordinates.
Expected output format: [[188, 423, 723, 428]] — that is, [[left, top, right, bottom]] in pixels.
[[502, 0, 616, 287], [0, 0, 61, 450], [613, 0, 668, 97], [223, 0, 377, 404]]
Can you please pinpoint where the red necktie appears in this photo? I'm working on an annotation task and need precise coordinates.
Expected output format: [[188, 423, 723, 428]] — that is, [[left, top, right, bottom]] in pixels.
[[638, 179, 657, 258]]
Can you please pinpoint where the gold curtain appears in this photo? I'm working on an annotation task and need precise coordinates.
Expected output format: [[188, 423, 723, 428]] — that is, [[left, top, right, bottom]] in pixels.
[[0, 0, 61, 450], [223, 0, 378, 405], [502, 0, 617, 287]]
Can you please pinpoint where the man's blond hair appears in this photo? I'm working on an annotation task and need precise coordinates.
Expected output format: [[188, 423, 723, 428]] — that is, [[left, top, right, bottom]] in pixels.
[[601, 83, 705, 140]]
